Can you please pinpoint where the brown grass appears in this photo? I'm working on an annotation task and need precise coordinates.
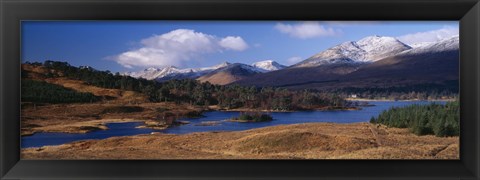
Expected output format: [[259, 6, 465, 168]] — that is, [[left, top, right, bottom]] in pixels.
[[21, 123, 459, 160], [197, 72, 244, 85], [21, 102, 204, 135]]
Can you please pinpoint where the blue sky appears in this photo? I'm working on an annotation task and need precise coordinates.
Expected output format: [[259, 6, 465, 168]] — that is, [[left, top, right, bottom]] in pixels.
[[22, 21, 458, 73]]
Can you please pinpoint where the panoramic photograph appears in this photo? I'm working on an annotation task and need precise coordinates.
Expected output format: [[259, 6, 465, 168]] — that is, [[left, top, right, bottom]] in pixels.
[[20, 21, 459, 159]]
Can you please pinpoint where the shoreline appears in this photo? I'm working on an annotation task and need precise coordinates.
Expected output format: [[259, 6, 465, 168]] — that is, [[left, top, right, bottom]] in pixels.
[[213, 106, 360, 113], [23, 122, 368, 149], [21, 99, 453, 137], [21, 105, 364, 136], [21, 122, 459, 159], [345, 98, 456, 102], [21, 118, 143, 137]]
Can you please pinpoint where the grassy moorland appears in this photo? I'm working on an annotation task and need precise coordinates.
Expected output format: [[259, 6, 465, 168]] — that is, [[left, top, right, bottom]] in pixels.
[[21, 122, 459, 159]]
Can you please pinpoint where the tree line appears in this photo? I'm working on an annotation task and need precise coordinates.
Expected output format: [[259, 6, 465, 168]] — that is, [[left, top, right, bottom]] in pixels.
[[336, 81, 458, 100], [370, 101, 459, 137], [22, 61, 346, 110], [22, 79, 100, 103], [148, 79, 348, 111]]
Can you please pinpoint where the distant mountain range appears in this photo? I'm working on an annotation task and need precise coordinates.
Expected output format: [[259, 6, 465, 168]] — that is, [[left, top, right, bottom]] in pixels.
[[235, 35, 459, 89], [123, 60, 287, 83], [123, 35, 459, 89]]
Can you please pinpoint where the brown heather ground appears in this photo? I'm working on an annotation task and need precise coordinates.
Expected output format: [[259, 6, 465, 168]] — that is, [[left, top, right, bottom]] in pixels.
[[21, 102, 205, 136], [21, 122, 459, 160]]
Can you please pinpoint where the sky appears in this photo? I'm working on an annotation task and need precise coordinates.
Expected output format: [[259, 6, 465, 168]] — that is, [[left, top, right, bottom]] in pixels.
[[22, 21, 459, 73]]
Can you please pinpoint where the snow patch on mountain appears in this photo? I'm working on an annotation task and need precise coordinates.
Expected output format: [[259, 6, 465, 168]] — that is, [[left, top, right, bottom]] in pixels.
[[216, 63, 265, 74], [294, 35, 412, 67], [251, 60, 287, 72], [124, 60, 286, 81], [123, 62, 231, 80], [409, 42, 435, 48], [399, 35, 459, 55]]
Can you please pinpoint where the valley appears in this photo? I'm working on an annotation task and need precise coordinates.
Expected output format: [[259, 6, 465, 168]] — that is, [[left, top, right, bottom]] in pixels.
[[20, 34, 460, 159]]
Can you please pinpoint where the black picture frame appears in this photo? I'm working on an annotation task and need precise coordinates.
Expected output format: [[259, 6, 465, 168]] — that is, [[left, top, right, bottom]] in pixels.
[[1, 0, 479, 179]]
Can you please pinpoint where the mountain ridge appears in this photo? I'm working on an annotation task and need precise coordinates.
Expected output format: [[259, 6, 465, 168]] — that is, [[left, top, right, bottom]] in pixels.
[[292, 35, 412, 68], [124, 60, 286, 82], [122, 34, 459, 89], [234, 35, 459, 89]]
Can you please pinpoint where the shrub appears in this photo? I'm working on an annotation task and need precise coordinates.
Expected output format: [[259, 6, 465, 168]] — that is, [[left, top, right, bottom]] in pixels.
[[101, 106, 144, 114], [155, 107, 170, 113]]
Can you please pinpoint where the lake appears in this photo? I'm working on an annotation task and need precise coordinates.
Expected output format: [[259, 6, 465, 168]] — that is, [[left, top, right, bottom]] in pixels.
[[21, 100, 446, 148]]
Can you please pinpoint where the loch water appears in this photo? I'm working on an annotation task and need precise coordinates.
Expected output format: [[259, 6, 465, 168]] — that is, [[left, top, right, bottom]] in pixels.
[[21, 101, 447, 148]]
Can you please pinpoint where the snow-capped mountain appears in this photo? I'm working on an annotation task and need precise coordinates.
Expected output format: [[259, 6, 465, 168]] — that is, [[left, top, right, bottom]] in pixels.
[[399, 35, 459, 55], [294, 35, 412, 67], [124, 35, 459, 84], [409, 42, 435, 48], [123, 62, 231, 81], [124, 60, 286, 81], [251, 60, 287, 72], [342, 35, 459, 85], [234, 34, 459, 88]]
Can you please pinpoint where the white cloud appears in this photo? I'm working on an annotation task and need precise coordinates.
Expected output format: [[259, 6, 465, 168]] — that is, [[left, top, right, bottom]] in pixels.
[[113, 29, 248, 68], [286, 56, 303, 65], [397, 26, 459, 46], [219, 36, 249, 51], [274, 22, 341, 39]]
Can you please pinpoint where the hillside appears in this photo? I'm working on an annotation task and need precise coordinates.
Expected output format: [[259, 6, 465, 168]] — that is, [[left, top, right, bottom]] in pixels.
[[197, 63, 262, 85], [22, 64, 148, 103], [233, 62, 361, 87], [21, 63, 205, 136]]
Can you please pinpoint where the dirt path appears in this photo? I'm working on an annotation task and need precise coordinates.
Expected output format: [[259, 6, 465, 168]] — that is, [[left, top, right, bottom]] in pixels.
[[368, 124, 384, 146]]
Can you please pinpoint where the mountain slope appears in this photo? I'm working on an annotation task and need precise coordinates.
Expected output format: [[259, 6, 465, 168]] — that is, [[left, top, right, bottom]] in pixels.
[[294, 35, 411, 67], [197, 63, 263, 85], [233, 62, 362, 87], [234, 36, 459, 90], [339, 36, 459, 86]]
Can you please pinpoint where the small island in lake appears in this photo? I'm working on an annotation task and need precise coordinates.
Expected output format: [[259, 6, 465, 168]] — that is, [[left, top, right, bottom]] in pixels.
[[228, 112, 273, 122]]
